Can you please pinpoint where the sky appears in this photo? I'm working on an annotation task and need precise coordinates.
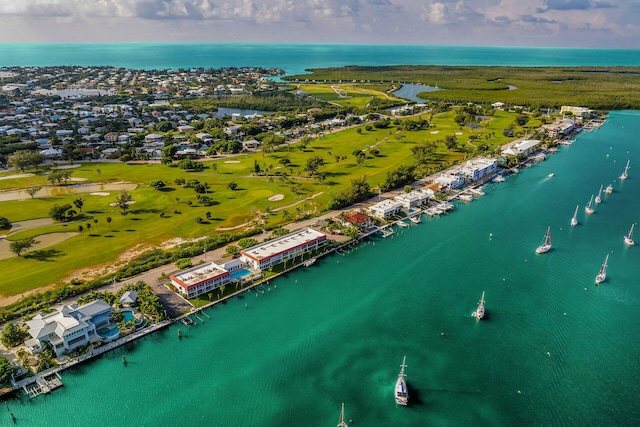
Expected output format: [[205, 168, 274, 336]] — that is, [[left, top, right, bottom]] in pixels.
[[0, 0, 638, 48]]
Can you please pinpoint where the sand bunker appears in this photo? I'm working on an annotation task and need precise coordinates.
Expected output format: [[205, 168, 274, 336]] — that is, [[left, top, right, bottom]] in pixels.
[[109, 201, 136, 207], [455, 132, 463, 136], [224, 160, 241, 164], [68, 177, 88, 182], [268, 194, 284, 201], [430, 131, 440, 134], [0, 173, 35, 180], [90, 192, 110, 196]]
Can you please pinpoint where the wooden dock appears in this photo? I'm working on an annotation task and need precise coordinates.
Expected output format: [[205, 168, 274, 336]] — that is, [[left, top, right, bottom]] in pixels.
[[23, 372, 64, 399]]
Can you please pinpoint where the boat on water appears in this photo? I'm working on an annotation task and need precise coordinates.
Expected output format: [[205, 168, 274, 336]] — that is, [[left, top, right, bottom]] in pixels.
[[595, 185, 603, 204], [548, 173, 554, 178], [469, 187, 485, 196], [459, 194, 473, 202], [408, 215, 421, 224], [605, 184, 613, 195], [585, 195, 595, 215], [570, 205, 579, 227], [492, 175, 505, 183], [595, 254, 609, 285], [337, 403, 348, 427], [624, 224, 635, 246], [620, 159, 630, 180], [536, 226, 552, 254], [472, 291, 486, 320], [395, 356, 409, 406], [303, 258, 316, 267]]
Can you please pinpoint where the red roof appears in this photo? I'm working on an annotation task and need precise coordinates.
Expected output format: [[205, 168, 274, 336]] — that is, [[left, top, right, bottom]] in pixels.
[[346, 212, 372, 225]]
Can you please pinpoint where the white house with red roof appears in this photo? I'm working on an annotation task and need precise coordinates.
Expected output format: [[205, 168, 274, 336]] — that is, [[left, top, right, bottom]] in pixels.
[[170, 262, 231, 299]]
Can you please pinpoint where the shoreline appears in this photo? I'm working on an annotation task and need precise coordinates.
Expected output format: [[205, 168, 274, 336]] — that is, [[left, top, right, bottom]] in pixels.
[[0, 108, 600, 399]]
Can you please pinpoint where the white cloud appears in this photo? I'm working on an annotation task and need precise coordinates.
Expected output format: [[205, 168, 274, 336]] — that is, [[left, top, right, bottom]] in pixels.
[[423, 2, 449, 24], [0, 0, 637, 47]]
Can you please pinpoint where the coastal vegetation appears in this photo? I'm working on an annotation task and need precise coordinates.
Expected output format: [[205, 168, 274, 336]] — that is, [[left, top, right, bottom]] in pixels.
[[285, 65, 640, 110], [0, 106, 543, 308], [0, 63, 600, 321]]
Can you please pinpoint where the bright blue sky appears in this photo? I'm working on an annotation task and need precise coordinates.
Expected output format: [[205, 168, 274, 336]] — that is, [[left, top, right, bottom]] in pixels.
[[0, 0, 637, 48]]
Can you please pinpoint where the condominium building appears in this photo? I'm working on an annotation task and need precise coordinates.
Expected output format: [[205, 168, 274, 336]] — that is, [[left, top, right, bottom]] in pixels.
[[240, 228, 328, 271]]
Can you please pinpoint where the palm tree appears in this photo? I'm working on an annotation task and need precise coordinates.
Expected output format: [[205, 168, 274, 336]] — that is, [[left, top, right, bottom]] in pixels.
[[106, 216, 112, 230]]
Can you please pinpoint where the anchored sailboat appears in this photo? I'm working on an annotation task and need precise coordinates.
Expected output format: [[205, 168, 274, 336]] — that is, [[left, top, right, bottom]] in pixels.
[[605, 184, 613, 195], [472, 291, 486, 320], [570, 205, 579, 227], [595, 185, 603, 204], [337, 403, 348, 427], [624, 224, 635, 246], [620, 159, 630, 180], [395, 356, 409, 406], [585, 195, 595, 215], [536, 226, 552, 254], [595, 254, 609, 285]]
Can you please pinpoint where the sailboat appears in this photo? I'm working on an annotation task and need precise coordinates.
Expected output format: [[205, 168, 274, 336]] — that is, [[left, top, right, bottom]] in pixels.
[[605, 184, 613, 195], [472, 291, 486, 320], [395, 356, 409, 406], [585, 195, 595, 215], [536, 226, 552, 254], [620, 159, 630, 180], [624, 224, 635, 246], [337, 403, 348, 427], [595, 185, 603, 204], [570, 205, 579, 227], [595, 254, 609, 285]]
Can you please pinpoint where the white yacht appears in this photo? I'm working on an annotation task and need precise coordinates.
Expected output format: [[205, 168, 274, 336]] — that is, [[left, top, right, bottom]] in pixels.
[[595, 254, 609, 285], [585, 195, 595, 215], [536, 226, 552, 254], [605, 184, 613, 196], [595, 185, 603, 204], [570, 205, 579, 227], [620, 159, 630, 180], [624, 224, 635, 246], [472, 291, 485, 320], [337, 403, 348, 427], [395, 356, 409, 406]]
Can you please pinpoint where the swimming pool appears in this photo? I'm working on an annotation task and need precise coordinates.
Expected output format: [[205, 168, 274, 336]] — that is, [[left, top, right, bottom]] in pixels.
[[229, 269, 251, 280], [123, 310, 135, 322]]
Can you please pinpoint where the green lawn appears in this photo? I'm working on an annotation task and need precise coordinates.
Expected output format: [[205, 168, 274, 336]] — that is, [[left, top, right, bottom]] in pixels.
[[0, 109, 520, 298]]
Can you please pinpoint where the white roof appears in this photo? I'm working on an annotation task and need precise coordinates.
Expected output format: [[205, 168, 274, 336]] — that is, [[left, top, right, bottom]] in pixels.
[[241, 228, 326, 261]]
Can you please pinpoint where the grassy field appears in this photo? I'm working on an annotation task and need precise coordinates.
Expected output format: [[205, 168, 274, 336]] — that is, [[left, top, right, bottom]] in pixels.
[[297, 83, 405, 109], [285, 65, 640, 110], [0, 109, 522, 298]]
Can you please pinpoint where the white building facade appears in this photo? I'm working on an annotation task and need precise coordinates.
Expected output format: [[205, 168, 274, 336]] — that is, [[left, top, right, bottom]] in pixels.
[[25, 299, 112, 357], [240, 228, 328, 271], [368, 199, 404, 219], [170, 262, 232, 299]]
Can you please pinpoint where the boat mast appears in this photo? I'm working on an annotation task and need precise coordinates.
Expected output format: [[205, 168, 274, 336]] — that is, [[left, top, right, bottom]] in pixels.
[[545, 226, 552, 245]]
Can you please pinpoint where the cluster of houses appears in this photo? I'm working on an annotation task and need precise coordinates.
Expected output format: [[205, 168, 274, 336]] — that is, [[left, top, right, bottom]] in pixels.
[[0, 66, 375, 163]]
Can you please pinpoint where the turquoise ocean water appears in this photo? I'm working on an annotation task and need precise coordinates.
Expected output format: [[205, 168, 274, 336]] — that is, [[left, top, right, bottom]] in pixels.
[[2, 45, 640, 426]]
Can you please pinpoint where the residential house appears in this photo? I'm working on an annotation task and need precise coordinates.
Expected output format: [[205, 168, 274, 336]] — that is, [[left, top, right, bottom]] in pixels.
[[25, 299, 113, 357]]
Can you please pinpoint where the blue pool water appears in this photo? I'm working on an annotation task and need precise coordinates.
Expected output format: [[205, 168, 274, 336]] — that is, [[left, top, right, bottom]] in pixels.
[[230, 269, 251, 280], [123, 310, 135, 322]]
